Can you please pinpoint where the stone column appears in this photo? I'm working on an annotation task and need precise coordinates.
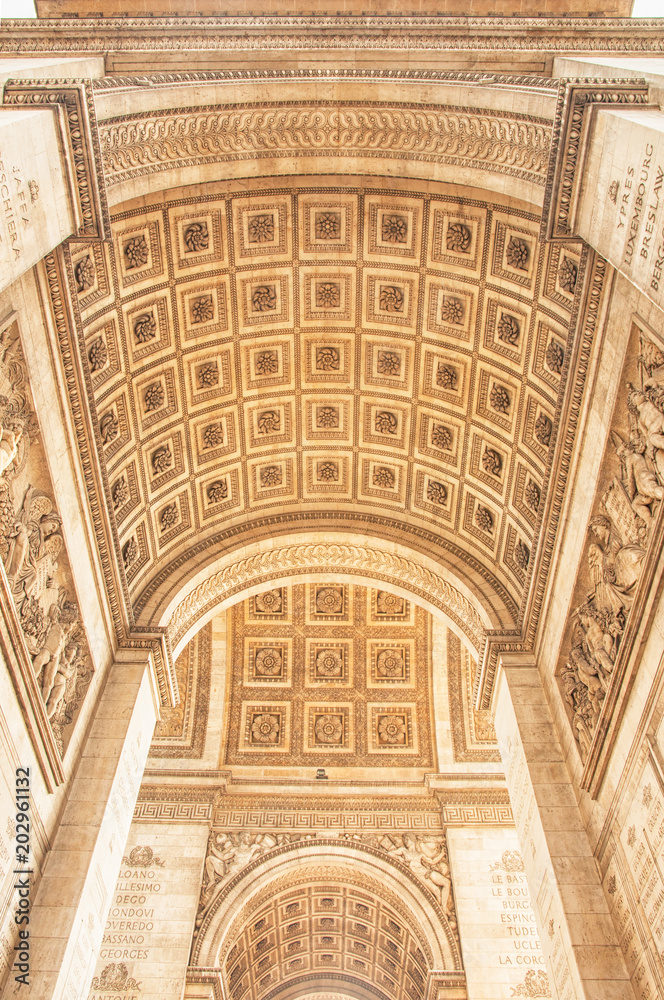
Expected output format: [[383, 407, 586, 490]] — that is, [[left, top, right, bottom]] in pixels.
[[493, 656, 634, 1000], [0, 108, 75, 293], [1, 651, 159, 1000]]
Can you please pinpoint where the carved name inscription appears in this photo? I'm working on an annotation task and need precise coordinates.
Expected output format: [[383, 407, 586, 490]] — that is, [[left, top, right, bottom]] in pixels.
[[0, 147, 32, 262]]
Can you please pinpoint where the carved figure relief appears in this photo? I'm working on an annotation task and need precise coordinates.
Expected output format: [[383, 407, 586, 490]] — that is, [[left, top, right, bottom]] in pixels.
[[0, 320, 93, 757], [559, 327, 664, 761]]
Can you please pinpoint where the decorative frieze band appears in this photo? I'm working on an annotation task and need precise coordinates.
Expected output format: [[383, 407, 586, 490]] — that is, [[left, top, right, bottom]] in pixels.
[[167, 542, 485, 653], [99, 102, 550, 190]]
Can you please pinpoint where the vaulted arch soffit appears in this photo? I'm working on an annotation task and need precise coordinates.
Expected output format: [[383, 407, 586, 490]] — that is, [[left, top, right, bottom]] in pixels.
[[192, 840, 460, 978], [53, 72, 596, 682]]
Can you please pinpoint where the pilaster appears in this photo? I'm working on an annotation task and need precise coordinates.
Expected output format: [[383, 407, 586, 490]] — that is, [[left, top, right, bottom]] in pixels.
[[1, 650, 159, 1000], [494, 655, 634, 1000]]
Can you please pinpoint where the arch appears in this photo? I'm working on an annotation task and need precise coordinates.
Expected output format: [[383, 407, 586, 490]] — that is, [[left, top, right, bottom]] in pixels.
[[95, 72, 554, 210], [192, 839, 462, 983], [151, 531, 495, 659]]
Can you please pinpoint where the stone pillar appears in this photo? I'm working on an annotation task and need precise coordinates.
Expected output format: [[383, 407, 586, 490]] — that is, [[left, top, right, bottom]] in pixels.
[[1, 651, 159, 1000], [493, 656, 634, 1000], [574, 106, 664, 313], [87, 819, 209, 1000], [447, 826, 547, 1000], [0, 108, 75, 293]]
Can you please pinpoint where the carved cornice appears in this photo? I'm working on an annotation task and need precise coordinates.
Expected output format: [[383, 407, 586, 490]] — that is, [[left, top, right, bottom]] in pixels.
[[3, 80, 107, 240], [92, 68, 558, 90], [167, 542, 485, 652], [540, 79, 651, 243], [2, 18, 664, 54], [186, 969, 223, 1000]]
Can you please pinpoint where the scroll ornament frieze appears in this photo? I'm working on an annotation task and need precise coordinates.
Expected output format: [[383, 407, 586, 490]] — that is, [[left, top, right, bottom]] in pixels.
[[168, 542, 484, 648], [195, 830, 458, 940], [99, 107, 551, 185], [560, 333, 664, 761], [0, 322, 93, 757]]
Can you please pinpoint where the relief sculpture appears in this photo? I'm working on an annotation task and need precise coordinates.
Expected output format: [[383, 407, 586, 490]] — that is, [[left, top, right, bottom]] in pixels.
[[349, 832, 458, 937], [196, 832, 306, 926], [0, 319, 93, 757], [560, 330, 664, 761]]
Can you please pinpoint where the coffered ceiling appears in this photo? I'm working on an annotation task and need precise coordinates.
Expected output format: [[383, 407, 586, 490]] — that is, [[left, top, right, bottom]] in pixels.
[[64, 173, 583, 627]]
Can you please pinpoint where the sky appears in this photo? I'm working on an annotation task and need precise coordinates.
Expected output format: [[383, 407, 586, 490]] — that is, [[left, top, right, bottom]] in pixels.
[[0, 0, 662, 25]]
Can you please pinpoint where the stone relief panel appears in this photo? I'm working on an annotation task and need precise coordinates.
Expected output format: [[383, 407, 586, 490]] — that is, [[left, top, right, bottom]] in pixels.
[[557, 320, 664, 765], [0, 314, 93, 758], [65, 178, 583, 622], [222, 585, 434, 770]]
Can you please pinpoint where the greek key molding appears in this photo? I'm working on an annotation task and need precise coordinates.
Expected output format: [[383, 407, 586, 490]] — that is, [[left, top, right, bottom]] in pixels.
[[167, 542, 485, 651], [441, 803, 514, 825], [99, 102, 550, 190], [213, 794, 443, 832], [133, 800, 213, 823]]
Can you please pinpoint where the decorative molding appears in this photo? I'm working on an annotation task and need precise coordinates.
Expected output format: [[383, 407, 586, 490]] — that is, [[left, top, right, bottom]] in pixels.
[[133, 800, 213, 823], [540, 79, 651, 243], [136, 512, 519, 629], [213, 793, 443, 831], [150, 622, 211, 758], [133, 784, 217, 822], [2, 21, 664, 55], [185, 969, 223, 1000], [4, 80, 108, 239], [440, 802, 514, 825], [447, 631, 500, 763], [93, 69, 558, 90], [476, 250, 611, 710], [168, 543, 484, 651]]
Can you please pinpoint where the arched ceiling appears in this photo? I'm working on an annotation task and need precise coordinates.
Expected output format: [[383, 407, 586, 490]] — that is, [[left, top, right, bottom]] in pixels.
[[220, 875, 433, 1000], [65, 171, 582, 629]]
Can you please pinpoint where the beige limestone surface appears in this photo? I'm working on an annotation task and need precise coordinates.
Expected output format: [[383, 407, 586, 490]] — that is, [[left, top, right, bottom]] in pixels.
[[576, 108, 664, 314], [0, 109, 74, 294], [447, 826, 546, 999]]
